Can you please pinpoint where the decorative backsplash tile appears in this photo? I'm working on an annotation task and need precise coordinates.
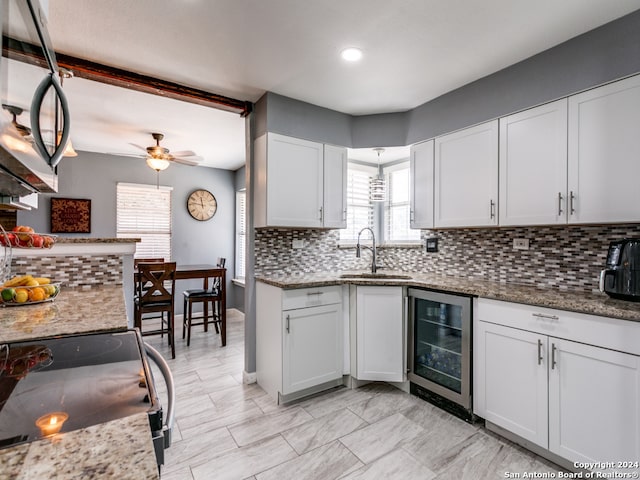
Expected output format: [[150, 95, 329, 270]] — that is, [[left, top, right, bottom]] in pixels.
[[10, 255, 123, 287], [255, 224, 640, 293]]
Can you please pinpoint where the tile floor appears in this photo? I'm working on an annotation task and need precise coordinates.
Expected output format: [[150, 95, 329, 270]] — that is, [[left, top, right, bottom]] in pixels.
[[145, 309, 563, 480]]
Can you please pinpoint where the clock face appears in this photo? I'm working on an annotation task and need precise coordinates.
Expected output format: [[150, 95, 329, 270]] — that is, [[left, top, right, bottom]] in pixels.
[[187, 189, 217, 221]]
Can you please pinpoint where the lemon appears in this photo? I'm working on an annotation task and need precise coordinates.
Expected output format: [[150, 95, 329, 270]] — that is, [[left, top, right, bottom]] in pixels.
[[14, 289, 28, 303]]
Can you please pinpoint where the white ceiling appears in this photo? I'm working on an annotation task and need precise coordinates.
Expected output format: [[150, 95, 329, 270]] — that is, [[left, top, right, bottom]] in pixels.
[[44, 0, 640, 170]]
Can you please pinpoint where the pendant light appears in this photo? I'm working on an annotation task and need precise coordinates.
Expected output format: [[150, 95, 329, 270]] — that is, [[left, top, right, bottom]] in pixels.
[[57, 69, 77, 157], [370, 147, 386, 202]]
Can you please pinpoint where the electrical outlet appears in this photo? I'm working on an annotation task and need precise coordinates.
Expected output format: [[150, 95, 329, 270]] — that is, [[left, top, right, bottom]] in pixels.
[[292, 239, 304, 249], [426, 237, 438, 253], [513, 238, 530, 250]]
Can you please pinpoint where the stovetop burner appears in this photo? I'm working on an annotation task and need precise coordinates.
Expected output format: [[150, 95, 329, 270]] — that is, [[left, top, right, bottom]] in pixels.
[[0, 330, 160, 449]]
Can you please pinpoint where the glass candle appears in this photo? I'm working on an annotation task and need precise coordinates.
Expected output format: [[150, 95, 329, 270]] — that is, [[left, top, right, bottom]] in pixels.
[[36, 412, 68, 436]]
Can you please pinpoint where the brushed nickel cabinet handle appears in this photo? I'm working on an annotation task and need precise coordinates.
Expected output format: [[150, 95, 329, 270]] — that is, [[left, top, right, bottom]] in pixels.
[[306, 291, 324, 296], [490, 200, 496, 219], [319, 206, 323, 221], [551, 343, 557, 370], [537, 339, 543, 365], [569, 191, 576, 215], [532, 312, 559, 320], [558, 192, 563, 216], [286, 314, 290, 334]]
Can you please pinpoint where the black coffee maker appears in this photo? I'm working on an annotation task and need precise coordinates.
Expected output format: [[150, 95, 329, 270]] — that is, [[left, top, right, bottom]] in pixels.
[[599, 238, 640, 302]]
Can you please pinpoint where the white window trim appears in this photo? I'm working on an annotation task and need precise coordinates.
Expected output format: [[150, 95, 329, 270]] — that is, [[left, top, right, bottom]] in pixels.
[[383, 161, 421, 244]]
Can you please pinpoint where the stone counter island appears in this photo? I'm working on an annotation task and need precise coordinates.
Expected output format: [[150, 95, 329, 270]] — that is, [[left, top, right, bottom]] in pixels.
[[0, 238, 160, 479]]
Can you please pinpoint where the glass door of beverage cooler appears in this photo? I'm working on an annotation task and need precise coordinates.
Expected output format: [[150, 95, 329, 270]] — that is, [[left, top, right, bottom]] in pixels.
[[408, 288, 472, 409]]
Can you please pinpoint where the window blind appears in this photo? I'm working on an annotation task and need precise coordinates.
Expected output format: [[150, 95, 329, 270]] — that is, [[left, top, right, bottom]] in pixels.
[[117, 182, 172, 260], [235, 190, 246, 279], [340, 163, 376, 242], [384, 163, 421, 242]]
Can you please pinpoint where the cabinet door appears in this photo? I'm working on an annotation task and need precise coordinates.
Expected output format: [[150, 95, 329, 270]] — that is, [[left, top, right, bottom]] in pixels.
[[475, 322, 548, 448], [282, 303, 343, 394], [356, 286, 404, 382], [266, 133, 324, 227], [549, 338, 640, 465], [323, 144, 347, 228], [568, 75, 640, 224], [499, 99, 568, 226], [434, 120, 498, 227], [410, 140, 434, 229]]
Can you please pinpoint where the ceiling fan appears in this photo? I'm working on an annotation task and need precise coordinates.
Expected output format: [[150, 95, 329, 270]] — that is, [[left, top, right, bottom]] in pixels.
[[131, 132, 203, 170]]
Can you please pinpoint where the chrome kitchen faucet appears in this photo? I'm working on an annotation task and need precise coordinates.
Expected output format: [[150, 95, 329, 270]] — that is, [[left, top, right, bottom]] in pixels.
[[356, 227, 378, 273]]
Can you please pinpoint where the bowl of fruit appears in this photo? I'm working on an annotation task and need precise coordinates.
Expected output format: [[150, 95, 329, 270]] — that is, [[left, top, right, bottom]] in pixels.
[[0, 275, 60, 306], [0, 226, 56, 249]]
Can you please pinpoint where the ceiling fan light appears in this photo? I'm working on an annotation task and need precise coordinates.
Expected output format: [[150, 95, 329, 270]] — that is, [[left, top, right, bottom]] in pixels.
[[146, 157, 170, 171]]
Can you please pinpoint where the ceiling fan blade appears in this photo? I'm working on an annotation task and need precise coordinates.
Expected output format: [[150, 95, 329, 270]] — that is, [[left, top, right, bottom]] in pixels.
[[129, 143, 148, 152], [170, 150, 197, 157], [172, 156, 201, 166], [108, 152, 146, 158]]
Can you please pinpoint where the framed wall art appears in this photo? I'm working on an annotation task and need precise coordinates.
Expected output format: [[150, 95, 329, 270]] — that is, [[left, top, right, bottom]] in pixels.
[[50, 198, 91, 233]]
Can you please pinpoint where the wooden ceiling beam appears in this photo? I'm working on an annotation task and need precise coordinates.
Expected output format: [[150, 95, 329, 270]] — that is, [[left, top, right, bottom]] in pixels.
[[4, 39, 253, 117]]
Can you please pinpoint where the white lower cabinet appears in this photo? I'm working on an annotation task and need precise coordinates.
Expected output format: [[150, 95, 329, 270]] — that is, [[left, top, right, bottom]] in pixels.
[[548, 339, 640, 464], [282, 302, 343, 394], [354, 286, 405, 382], [475, 298, 640, 468], [256, 283, 343, 402], [476, 321, 548, 448]]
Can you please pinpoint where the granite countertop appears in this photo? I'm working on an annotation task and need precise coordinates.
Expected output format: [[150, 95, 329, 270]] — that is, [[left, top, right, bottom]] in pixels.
[[0, 287, 158, 479], [0, 412, 159, 480], [55, 238, 140, 244], [255, 271, 640, 322], [0, 285, 128, 344]]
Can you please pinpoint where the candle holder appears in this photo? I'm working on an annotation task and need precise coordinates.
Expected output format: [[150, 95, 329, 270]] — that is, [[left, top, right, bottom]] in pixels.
[[36, 412, 68, 437]]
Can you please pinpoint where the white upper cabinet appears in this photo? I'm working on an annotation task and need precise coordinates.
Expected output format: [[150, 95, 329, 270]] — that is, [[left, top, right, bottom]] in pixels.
[[499, 99, 568, 226], [322, 144, 347, 229], [254, 133, 347, 228], [410, 139, 434, 229], [434, 120, 499, 228], [568, 74, 640, 224]]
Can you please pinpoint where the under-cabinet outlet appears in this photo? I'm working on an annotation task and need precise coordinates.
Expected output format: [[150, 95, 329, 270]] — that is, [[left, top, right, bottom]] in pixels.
[[513, 238, 530, 250], [292, 239, 305, 249]]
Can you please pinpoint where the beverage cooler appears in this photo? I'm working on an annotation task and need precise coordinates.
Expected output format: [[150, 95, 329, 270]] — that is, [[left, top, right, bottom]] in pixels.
[[407, 288, 473, 421]]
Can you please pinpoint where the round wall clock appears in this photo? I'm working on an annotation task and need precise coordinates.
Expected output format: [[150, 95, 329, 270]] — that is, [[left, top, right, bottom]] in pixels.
[[187, 189, 217, 221]]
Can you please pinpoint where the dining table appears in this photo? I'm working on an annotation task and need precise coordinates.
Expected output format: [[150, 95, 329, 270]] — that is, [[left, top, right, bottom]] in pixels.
[[134, 262, 227, 347], [175, 264, 227, 347]]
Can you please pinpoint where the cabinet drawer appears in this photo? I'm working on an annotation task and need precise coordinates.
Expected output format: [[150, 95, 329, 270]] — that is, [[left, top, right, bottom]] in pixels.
[[282, 286, 342, 310], [476, 298, 640, 356]]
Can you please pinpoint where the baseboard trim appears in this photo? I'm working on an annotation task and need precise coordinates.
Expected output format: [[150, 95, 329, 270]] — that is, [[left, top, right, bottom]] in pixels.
[[243, 371, 257, 384]]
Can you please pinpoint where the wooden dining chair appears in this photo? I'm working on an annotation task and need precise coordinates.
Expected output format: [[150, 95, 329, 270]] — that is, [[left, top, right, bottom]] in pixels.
[[134, 262, 177, 359], [182, 258, 226, 346]]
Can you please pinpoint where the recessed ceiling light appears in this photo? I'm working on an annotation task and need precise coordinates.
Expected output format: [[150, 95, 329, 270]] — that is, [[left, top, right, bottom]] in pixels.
[[340, 47, 363, 62]]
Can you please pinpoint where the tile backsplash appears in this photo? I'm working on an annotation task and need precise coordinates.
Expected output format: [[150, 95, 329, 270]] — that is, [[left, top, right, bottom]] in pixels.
[[10, 255, 123, 287], [255, 224, 640, 293]]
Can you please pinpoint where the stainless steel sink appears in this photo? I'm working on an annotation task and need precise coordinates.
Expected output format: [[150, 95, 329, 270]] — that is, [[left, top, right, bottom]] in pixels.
[[339, 273, 412, 280]]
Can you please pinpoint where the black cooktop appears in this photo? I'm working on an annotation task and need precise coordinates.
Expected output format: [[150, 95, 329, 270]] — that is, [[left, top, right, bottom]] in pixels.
[[0, 330, 160, 448]]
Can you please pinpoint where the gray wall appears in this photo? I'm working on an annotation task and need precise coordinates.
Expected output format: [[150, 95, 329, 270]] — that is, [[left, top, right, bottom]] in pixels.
[[18, 151, 241, 312], [259, 9, 640, 148]]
